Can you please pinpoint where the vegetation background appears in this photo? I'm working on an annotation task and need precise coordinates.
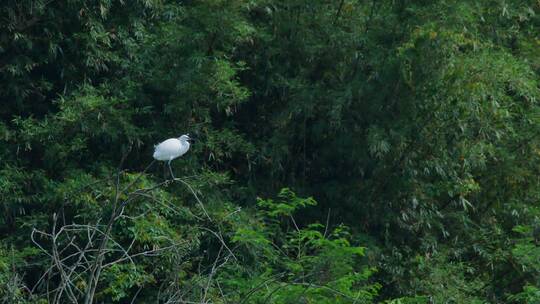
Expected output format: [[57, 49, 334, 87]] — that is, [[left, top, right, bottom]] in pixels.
[[1, 0, 539, 303]]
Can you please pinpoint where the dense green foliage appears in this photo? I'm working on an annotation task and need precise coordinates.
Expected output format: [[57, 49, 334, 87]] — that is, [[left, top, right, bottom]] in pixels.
[[1, 0, 539, 303]]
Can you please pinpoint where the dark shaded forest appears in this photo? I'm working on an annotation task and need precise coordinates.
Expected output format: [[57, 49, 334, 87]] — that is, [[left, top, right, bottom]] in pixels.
[[1, 0, 539, 303]]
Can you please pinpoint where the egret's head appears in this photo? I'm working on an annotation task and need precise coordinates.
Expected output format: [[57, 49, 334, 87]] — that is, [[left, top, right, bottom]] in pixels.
[[179, 134, 191, 142]]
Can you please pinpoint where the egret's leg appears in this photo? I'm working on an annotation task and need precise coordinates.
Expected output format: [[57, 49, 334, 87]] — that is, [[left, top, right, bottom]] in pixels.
[[168, 160, 175, 179]]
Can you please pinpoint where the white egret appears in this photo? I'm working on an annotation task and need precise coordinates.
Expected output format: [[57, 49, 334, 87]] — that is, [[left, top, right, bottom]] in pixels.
[[153, 134, 191, 179]]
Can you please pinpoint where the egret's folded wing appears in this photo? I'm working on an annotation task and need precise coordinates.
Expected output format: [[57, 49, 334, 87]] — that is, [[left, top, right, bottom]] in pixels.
[[153, 139, 181, 160]]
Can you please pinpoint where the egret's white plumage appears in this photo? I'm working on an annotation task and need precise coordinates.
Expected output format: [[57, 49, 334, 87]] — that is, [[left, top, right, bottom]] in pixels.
[[153, 135, 190, 161], [153, 134, 191, 178]]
